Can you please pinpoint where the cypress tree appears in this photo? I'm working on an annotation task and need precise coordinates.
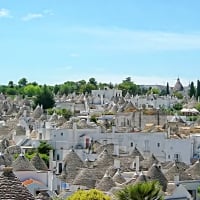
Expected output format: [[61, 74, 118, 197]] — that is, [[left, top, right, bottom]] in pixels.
[[189, 81, 196, 98], [166, 82, 170, 95], [197, 80, 200, 101]]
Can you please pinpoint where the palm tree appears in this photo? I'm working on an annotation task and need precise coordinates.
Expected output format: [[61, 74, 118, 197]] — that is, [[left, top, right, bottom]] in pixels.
[[115, 181, 163, 200]]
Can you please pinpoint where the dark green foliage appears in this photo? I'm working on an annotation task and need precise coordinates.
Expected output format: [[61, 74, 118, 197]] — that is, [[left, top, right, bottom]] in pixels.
[[37, 141, 53, 155], [60, 81, 78, 95], [195, 103, 200, 112], [47, 108, 73, 120], [189, 81, 196, 98], [6, 87, 17, 95], [34, 84, 55, 110], [197, 80, 200, 100], [115, 181, 163, 200], [166, 82, 170, 95], [173, 91, 183, 99], [173, 103, 183, 111], [90, 115, 97, 123], [8, 81, 14, 88], [18, 78, 28, 87], [118, 77, 140, 96], [160, 89, 167, 96]]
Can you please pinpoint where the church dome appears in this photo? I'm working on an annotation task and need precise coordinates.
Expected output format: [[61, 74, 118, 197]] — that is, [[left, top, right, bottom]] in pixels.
[[174, 78, 184, 91]]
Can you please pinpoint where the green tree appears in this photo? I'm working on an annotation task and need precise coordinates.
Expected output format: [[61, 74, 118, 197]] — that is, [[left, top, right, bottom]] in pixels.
[[147, 88, 160, 95], [23, 84, 41, 97], [195, 103, 200, 112], [34, 84, 55, 110], [166, 82, 170, 95], [56, 108, 73, 120], [197, 80, 200, 101], [189, 81, 196, 98], [53, 84, 60, 95], [173, 102, 183, 111], [118, 77, 139, 96], [6, 87, 17, 95], [160, 89, 167, 96], [67, 189, 111, 200], [0, 85, 6, 94], [37, 141, 53, 155], [60, 81, 78, 95], [89, 77, 97, 87], [18, 77, 28, 87], [83, 83, 97, 94], [8, 81, 14, 88], [115, 181, 163, 200], [173, 91, 183, 99]]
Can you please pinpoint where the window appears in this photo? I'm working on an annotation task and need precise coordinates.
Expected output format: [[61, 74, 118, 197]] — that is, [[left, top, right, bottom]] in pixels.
[[168, 155, 170, 159], [127, 119, 130, 126], [57, 154, 60, 161], [58, 163, 63, 174], [131, 142, 133, 147], [157, 143, 160, 147], [61, 132, 63, 136], [174, 153, 180, 162]]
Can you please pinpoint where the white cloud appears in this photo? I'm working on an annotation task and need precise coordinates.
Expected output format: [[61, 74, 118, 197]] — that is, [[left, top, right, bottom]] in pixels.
[[70, 26, 200, 52], [22, 13, 43, 21], [0, 8, 11, 18], [21, 9, 54, 21]]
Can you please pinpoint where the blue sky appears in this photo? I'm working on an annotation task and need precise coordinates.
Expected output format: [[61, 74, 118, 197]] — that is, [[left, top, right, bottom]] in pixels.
[[0, 0, 200, 86]]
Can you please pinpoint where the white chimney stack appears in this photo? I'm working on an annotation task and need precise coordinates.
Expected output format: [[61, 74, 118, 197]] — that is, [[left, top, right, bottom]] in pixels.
[[135, 156, 140, 172]]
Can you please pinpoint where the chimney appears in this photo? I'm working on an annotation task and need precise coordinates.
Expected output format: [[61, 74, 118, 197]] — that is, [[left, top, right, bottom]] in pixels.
[[135, 156, 140, 172], [174, 174, 179, 185], [113, 144, 119, 156], [114, 159, 120, 169], [49, 150, 54, 170], [139, 109, 142, 130], [167, 126, 171, 138], [112, 126, 116, 133]]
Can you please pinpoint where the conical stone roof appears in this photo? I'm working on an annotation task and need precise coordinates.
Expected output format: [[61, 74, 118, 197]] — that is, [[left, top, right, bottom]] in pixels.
[[0, 167, 35, 200], [186, 160, 200, 180], [32, 105, 43, 119], [0, 152, 12, 167], [165, 162, 192, 181], [140, 154, 159, 170], [135, 173, 151, 184], [130, 147, 144, 161], [12, 154, 36, 171], [30, 153, 48, 171], [113, 169, 126, 184], [15, 124, 26, 136], [61, 149, 84, 183], [96, 174, 116, 191], [174, 78, 184, 91], [73, 168, 97, 189], [147, 164, 168, 192], [94, 149, 114, 168]]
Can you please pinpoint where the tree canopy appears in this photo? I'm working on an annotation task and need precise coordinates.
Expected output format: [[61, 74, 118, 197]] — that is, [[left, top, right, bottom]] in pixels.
[[115, 181, 163, 200], [34, 84, 55, 110], [67, 189, 111, 200], [118, 77, 140, 96]]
